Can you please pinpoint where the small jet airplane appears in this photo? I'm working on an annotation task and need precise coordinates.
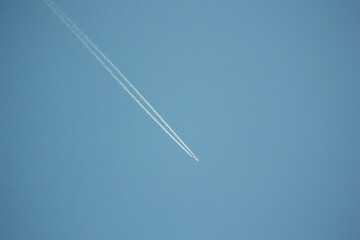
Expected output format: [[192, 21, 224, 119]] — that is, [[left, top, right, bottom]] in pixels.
[[194, 156, 199, 162]]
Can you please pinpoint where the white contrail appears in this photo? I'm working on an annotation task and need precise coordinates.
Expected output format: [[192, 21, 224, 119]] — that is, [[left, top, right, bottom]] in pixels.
[[43, 0, 195, 158], [44, 0, 197, 159]]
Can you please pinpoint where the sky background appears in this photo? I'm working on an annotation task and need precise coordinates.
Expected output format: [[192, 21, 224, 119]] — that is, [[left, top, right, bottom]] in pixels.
[[1, 0, 360, 239]]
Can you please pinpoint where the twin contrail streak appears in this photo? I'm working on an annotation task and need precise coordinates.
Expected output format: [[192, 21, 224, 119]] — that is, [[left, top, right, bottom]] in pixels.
[[46, 3, 196, 159], [43, 0, 197, 160]]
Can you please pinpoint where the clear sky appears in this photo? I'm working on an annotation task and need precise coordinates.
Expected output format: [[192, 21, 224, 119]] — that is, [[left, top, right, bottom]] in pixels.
[[1, 0, 360, 239]]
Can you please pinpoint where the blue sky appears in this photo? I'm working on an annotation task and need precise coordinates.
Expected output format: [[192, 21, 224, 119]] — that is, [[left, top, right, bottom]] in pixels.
[[1, 0, 360, 239]]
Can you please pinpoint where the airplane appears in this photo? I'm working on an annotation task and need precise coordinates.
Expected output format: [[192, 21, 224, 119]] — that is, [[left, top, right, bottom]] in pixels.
[[194, 156, 199, 162]]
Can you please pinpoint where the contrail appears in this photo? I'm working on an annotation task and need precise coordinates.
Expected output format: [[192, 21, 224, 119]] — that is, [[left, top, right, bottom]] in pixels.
[[44, 0, 197, 160], [43, 0, 196, 159], [45, 0, 196, 159]]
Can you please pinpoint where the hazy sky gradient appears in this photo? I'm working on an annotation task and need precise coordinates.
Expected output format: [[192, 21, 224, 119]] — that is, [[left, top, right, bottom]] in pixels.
[[1, 0, 360, 239]]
